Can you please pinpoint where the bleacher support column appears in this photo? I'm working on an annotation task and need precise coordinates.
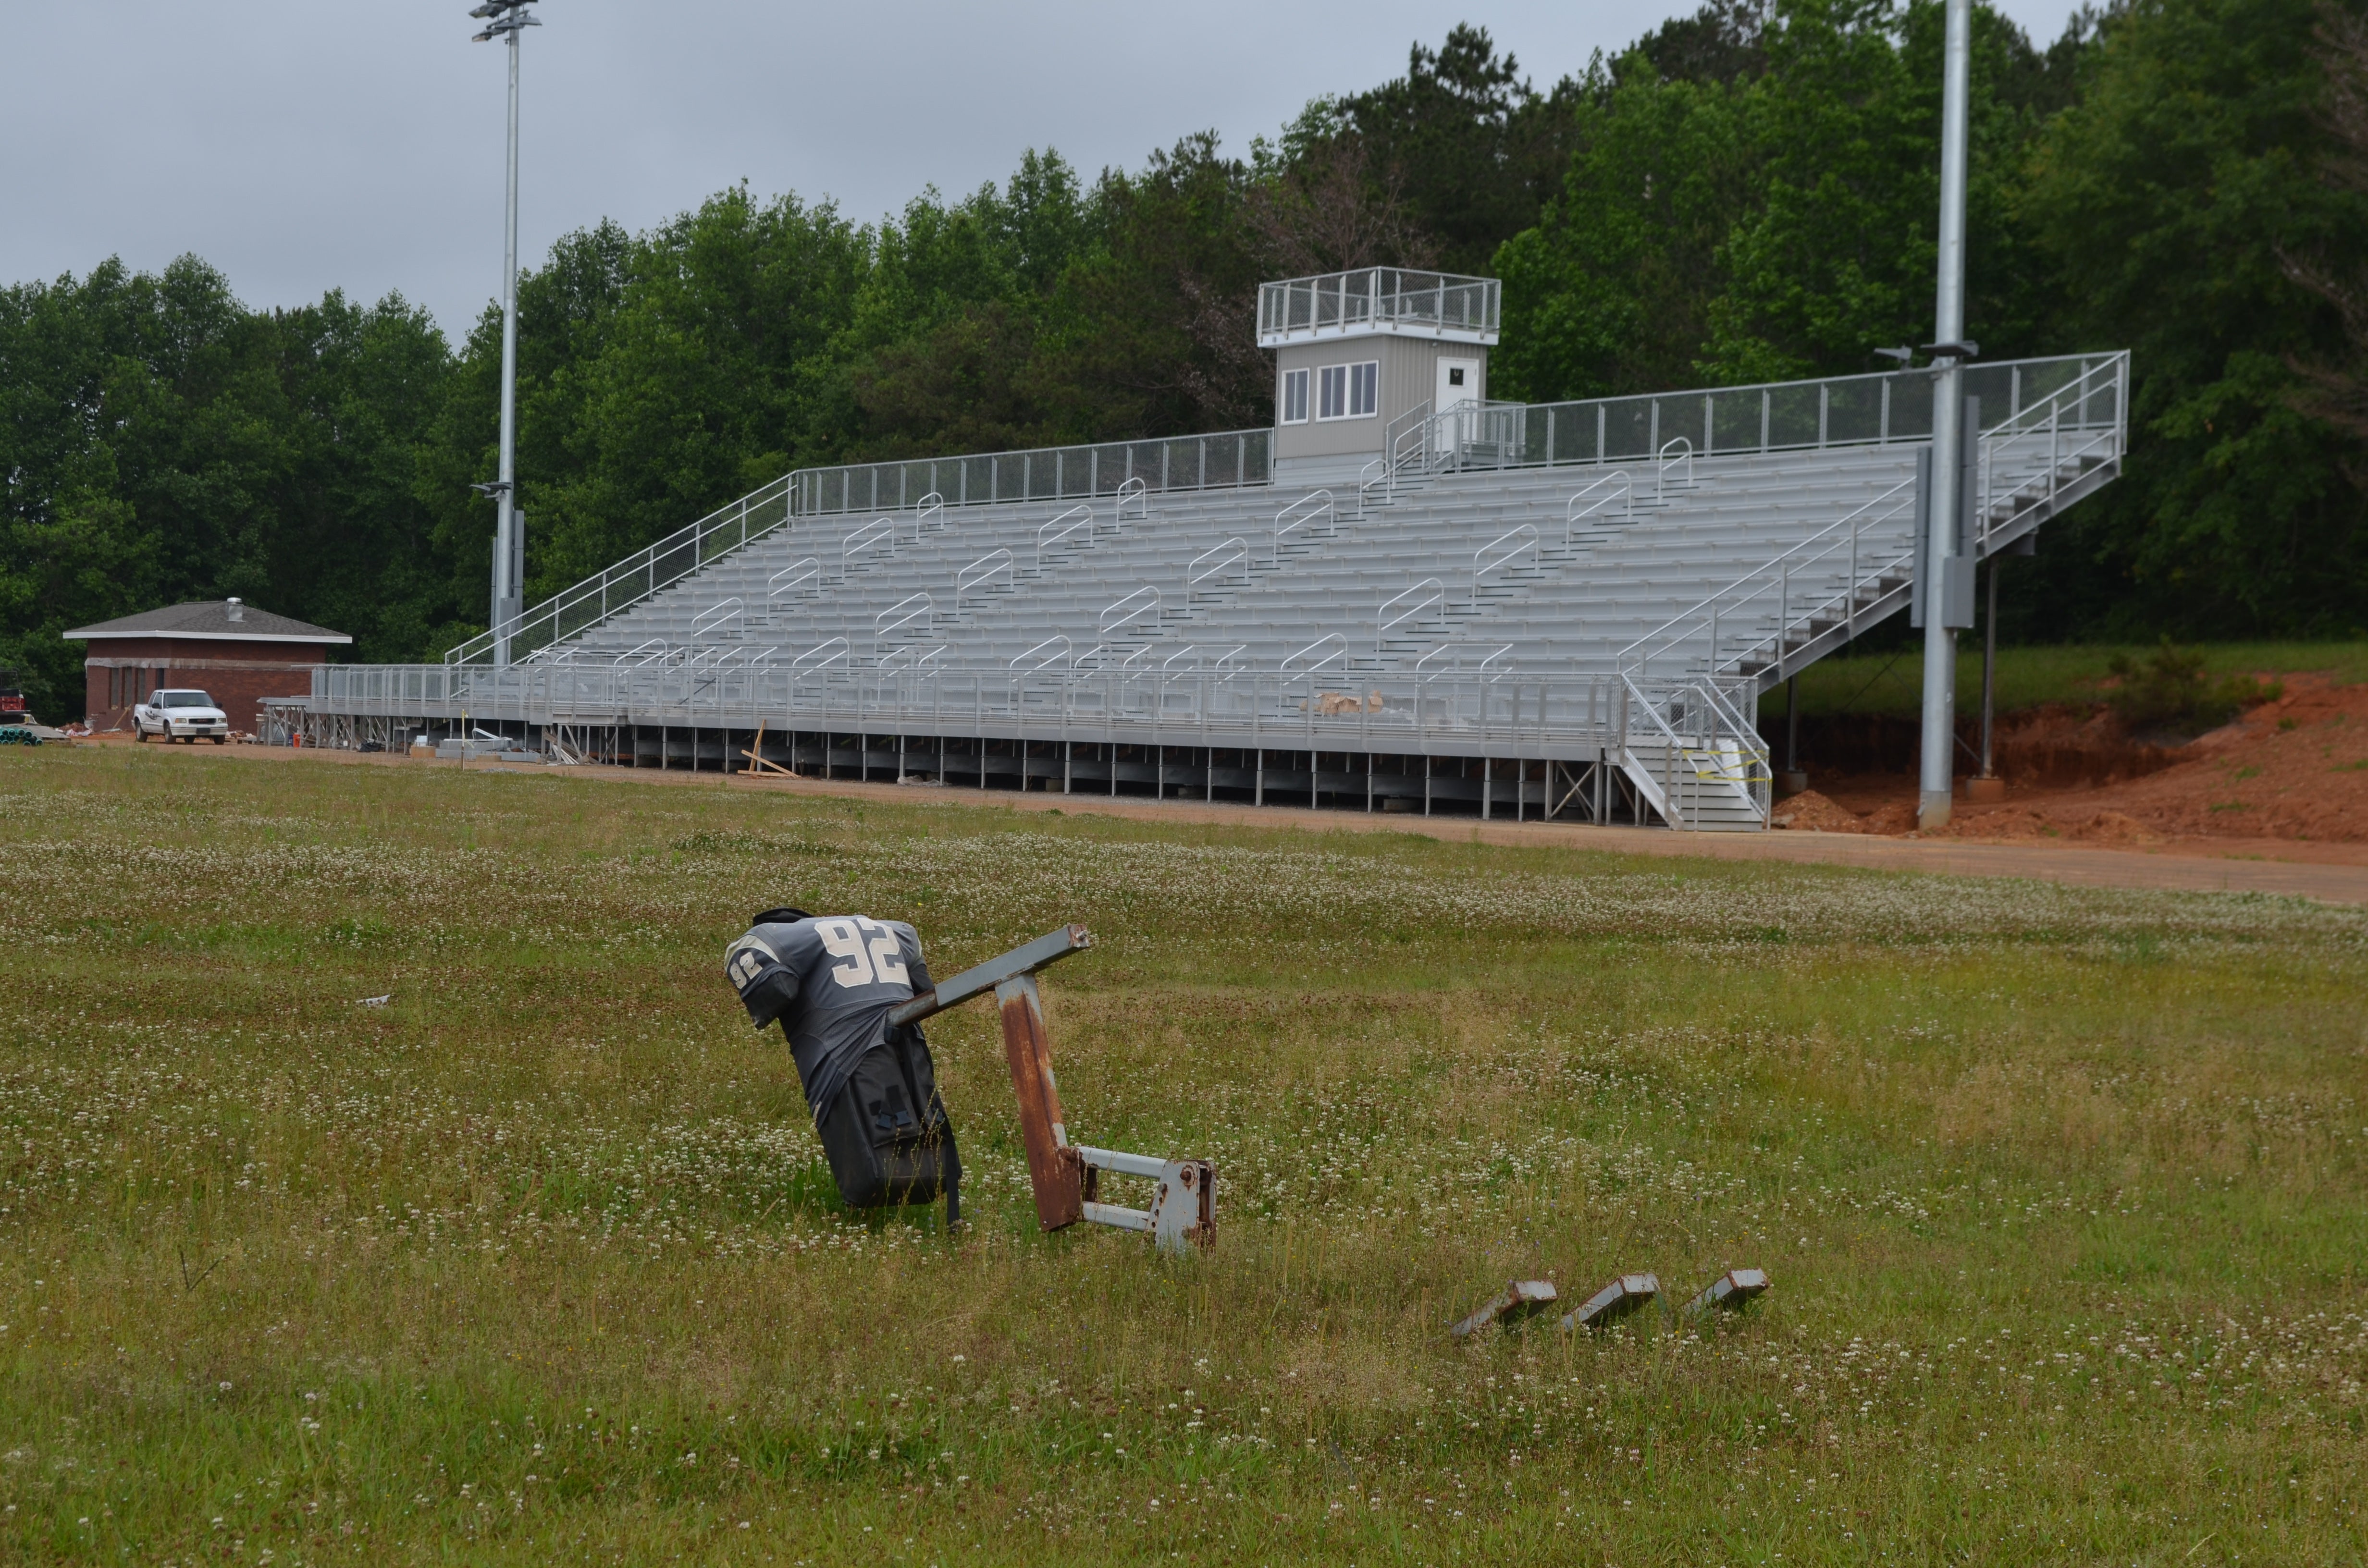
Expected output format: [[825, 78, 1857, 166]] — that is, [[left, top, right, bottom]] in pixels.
[[1919, 0, 1975, 831]]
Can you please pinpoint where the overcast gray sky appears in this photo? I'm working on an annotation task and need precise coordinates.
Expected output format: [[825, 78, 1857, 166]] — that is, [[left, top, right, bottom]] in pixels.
[[1, 0, 2085, 339]]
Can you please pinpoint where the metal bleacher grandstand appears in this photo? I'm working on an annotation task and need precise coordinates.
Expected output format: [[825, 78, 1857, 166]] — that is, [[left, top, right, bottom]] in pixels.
[[285, 267, 2128, 830]]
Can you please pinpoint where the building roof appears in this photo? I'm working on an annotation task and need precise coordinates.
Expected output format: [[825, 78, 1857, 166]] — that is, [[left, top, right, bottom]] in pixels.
[[62, 600, 352, 646]]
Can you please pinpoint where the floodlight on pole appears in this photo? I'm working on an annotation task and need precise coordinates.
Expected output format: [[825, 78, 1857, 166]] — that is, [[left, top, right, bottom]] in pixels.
[[471, 0, 540, 665], [1919, 0, 1974, 830]]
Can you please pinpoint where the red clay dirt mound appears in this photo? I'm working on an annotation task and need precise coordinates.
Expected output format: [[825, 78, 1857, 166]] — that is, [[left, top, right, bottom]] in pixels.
[[1769, 789, 1870, 833], [1815, 671, 2368, 845]]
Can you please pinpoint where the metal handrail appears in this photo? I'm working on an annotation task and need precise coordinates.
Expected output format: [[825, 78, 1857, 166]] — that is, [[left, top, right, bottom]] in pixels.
[[689, 642, 775, 672], [1273, 490, 1335, 565], [1476, 645, 1515, 682], [1965, 355, 2129, 553], [1098, 584, 1161, 637], [1012, 635, 1072, 673], [1377, 577, 1443, 653], [446, 472, 792, 666], [1617, 478, 1917, 676], [1471, 526, 1538, 609], [876, 592, 933, 642], [789, 637, 851, 679], [1161, 643, 1203, 674], [768, 557, 822, 599], [914, 491, 945, 536], [1616, 673, 1716, 831], [1114, 476, 1149, 523], [1281, 633, 1347, 675], [613, 638, 668, 667], [956, 549, 1013, 606], [306, 659, 1810, 790], [1565, 472, 1633, 545], [843, 517, 895, 577], [1256, 268, 1501, 345], [1188, 535, 1249, 589], [1612, 355, 2131, 686], [1657, 438, 1693, 499], [1036, 503, 1095, 569], [1434, 352, 2125, 490], [689, 598, 743, 638], [790, 427, 1270, 521]]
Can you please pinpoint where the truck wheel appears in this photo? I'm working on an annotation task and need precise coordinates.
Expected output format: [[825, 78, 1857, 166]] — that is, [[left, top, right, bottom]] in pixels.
[[136, 727, 148, 743], [211, 735, 226, 745]]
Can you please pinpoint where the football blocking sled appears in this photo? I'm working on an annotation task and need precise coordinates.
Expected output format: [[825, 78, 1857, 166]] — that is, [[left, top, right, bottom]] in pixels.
[[889, 924, 1216, 1253]]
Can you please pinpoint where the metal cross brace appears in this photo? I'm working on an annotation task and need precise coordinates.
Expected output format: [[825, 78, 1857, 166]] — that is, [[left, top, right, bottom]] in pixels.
[[891, 924, 1215, 1252]]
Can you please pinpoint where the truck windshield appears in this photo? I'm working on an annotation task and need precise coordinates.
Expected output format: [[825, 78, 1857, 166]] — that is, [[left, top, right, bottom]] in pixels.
[[157, 691, 215, 709]]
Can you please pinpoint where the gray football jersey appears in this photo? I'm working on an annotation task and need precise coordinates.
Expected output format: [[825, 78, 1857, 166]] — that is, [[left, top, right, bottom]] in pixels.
[[726, 915, 933, 1119]]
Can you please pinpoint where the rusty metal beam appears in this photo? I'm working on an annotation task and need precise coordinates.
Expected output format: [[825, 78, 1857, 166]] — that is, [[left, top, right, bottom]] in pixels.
[[893, 920, 1212, 1250], [995, 971, 1084, 1231]]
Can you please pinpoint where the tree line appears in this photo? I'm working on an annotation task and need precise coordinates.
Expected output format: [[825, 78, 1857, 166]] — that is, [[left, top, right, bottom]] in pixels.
[[5, 0, 2367, 717]]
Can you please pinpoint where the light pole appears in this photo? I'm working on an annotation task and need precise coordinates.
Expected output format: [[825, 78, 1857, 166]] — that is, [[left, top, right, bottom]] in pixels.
[[470, 0, 540, 665], [1918, 0, 1975, 830]]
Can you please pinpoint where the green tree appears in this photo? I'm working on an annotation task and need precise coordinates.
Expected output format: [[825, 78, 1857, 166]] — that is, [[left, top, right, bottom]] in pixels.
[[2019, 0, 2368, 635], [1702, 0, 2065, 381], [1493, 67, 1758, 400], [1335, 25, 1582, 275]]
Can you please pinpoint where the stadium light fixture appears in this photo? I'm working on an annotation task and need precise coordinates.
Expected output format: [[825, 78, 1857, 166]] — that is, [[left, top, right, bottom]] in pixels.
[[470, 0, 541, 664]]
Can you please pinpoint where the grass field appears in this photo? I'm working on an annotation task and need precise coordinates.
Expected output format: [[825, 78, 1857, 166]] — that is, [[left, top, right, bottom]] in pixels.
[[1767, 640, 2368, 721], [2, 746, 2365, 1565]]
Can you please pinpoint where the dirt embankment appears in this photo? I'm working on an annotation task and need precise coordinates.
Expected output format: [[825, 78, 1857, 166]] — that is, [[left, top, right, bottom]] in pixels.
[[1777, 672, 2368, 846]]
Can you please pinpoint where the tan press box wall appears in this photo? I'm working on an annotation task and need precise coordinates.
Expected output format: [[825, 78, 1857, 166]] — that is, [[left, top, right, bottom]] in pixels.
[[1271, 336, 1488, 464]]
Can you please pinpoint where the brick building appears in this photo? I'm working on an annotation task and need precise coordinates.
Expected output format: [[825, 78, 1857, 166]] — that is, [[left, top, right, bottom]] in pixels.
[[64, 600, 351, 732]]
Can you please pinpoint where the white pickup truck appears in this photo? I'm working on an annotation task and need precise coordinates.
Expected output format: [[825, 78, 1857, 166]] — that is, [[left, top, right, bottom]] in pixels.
[[134, 689, 231, 744]]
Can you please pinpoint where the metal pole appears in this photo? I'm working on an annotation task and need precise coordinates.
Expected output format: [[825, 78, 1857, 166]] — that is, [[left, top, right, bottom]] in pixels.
[[1978, 555, 2000, 779], [1785, 674, 1800, 775], [1919, 0, 1973, 830], [491, 8, 526, 664]]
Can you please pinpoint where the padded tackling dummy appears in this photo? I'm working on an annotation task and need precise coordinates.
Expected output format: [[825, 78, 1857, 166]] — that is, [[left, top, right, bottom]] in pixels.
[[725, 907, 960, 1222]]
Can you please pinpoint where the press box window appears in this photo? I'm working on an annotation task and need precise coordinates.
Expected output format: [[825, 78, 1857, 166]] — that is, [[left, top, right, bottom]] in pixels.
[[1318, 361, 1379, 420], [1280, 368, 1309, 424]]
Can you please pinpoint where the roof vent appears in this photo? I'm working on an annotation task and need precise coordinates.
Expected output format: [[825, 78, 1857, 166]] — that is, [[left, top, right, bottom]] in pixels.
[[225, 597, 244, 624]]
